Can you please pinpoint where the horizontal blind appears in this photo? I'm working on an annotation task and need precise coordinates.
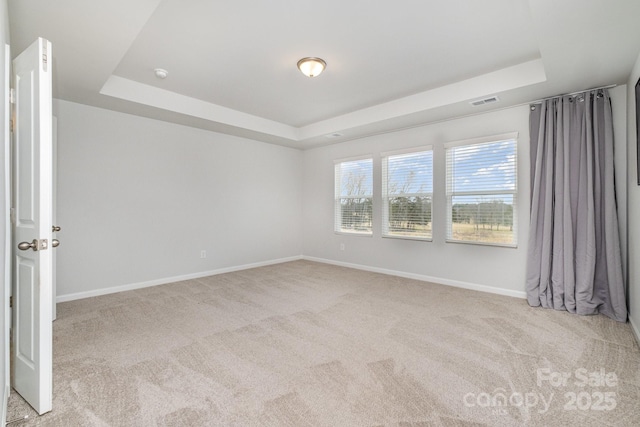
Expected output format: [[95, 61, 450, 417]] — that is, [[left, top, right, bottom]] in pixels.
[[446, 138, 517, 246], [382, 148, 433, 239], [334, 158, 373, 234]]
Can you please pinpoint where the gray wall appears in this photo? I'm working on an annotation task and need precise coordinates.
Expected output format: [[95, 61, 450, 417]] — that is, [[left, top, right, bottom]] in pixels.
[[627, 52, 640, 340], [54, 100, 303, 299]]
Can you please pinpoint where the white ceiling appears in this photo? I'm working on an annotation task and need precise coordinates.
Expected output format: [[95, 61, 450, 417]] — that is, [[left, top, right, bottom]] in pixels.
[[8, 0, 640, 148]]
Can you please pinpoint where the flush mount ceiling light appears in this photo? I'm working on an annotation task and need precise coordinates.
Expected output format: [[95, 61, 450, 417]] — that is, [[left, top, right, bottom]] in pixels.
[[154, 68, 168, 79], [297, 57, 326, 77]]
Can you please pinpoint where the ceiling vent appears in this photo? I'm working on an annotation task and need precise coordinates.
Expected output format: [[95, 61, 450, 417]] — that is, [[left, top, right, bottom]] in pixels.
[[325, 132, 343, 138], [470, 95, 500, 106]]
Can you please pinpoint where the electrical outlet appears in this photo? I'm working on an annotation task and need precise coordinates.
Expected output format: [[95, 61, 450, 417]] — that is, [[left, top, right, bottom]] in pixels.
[[200, 250, 206, 259], [340, 243, 345, 251]]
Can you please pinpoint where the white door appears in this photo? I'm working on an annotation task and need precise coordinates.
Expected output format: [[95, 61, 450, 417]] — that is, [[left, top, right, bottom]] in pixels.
[[11, 38, 53, 415], [52, 117, 57, 322]]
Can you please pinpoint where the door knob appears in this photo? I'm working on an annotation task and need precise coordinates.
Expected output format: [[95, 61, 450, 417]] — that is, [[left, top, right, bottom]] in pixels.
[[52, 239, 60, 248], [18, 240, 38, 251], [52, 225, 61, 232]]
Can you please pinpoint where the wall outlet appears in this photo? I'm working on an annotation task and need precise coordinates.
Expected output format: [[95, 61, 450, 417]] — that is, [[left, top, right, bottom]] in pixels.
[[200, 250, 206, 259], [340, 243, 345, 251]]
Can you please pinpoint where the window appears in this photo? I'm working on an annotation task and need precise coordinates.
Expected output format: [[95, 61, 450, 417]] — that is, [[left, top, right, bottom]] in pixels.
[[445, 133, 517, 246], [382, 147, 433, 240], [334, 156, 373, 235]]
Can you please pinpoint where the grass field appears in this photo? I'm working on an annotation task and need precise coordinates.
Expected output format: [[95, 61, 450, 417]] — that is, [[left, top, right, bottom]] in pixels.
[[342, 222, 514, 244], [451, 222, 514, 244]]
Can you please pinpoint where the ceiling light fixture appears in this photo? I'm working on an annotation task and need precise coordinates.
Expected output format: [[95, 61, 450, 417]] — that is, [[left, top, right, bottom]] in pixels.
[[297, 57, 326, 77], [154, 68, 168, 79]]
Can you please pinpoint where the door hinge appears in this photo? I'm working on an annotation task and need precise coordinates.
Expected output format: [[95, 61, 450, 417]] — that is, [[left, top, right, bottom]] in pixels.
[[9, 296, 12, 308], [9, 208, 15, 225]]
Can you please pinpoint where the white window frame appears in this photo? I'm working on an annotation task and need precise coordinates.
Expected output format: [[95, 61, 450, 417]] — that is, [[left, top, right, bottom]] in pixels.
[[381, 146, 433, 241], [445, 132, 518, 247], [334, 155, 374, 236]]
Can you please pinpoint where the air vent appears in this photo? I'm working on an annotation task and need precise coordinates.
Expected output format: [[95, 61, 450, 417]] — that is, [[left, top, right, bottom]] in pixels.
[[325, 132, 343, 138], [470, 95, 500, 106]]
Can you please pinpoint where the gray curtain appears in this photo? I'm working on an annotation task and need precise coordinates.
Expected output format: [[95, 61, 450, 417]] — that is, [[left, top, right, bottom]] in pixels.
[[526, 89, 627, 322]]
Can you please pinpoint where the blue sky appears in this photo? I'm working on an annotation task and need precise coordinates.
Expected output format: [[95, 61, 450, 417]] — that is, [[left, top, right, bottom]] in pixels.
[[339, 159, 373, 196], [386, 151, 433, 195], [449, 140, 516, 194]]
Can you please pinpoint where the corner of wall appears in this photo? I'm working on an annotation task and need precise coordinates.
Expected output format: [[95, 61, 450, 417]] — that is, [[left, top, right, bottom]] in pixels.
[[627, 48, 640, 346], [630, 315, 640, 346]]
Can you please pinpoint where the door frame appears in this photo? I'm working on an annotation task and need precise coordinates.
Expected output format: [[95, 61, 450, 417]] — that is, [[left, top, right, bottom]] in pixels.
[[1, 41, 11, 427]]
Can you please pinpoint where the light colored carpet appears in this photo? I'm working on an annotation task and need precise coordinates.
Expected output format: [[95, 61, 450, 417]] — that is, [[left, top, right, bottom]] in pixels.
[[7, 260, 640, 426]]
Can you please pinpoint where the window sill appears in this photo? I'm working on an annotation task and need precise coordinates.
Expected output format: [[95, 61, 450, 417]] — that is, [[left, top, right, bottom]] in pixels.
[[445, 239, 517, 248], [382, 234, 432, 242], [334, 231, 373, 237]]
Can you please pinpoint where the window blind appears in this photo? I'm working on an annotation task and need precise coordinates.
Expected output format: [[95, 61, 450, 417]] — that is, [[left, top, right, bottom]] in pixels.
[[334, 157, 373, 235], [381, 147, 433, 240], [445, 136, 517, 246]]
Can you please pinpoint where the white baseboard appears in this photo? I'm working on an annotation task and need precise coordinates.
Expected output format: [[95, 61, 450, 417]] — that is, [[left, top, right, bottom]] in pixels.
[[56, 255, 303, 303], [630, 315, 640, 346], [302, 256, 527, 299]]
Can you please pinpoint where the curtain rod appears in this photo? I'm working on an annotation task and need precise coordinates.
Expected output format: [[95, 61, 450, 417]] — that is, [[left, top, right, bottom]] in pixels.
[[529, 84, 617, 105]]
